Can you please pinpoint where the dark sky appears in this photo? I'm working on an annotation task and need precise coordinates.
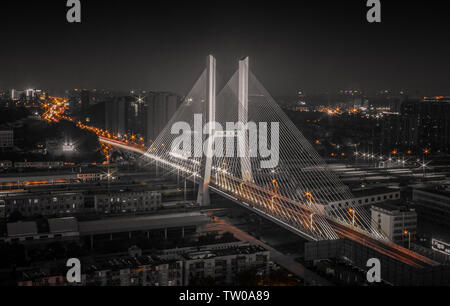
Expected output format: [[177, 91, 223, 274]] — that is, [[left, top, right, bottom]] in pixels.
[[1, 0, 450, 96]]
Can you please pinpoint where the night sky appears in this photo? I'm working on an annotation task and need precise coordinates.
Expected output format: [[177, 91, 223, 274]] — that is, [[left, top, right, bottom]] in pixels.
[[1, 0, 450, 96]]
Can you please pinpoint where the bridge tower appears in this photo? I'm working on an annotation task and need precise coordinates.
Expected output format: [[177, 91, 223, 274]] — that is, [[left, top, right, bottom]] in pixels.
[[197, 55, 216, 206], [238, 57, 253, 182]]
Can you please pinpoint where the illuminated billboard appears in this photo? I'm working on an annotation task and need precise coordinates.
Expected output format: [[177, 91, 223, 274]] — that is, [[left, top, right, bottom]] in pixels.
[[431, 238, 450, 256]]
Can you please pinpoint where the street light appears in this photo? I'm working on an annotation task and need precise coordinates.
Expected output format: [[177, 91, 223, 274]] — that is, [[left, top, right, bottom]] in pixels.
[[404, 230, 411, 249], [349, 208, 355, 226], [304, 191, 313, 207]]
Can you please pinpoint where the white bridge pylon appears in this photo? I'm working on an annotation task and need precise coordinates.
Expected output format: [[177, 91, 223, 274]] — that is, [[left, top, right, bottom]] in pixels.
[[197, 55, 216, 206], [142, 55, 388, 242], [198, 56, 253, 205]]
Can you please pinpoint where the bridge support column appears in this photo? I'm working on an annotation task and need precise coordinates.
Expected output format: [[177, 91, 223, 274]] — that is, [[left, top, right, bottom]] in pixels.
[[197, 55, 216, 206], [238, 57, 253, 182]]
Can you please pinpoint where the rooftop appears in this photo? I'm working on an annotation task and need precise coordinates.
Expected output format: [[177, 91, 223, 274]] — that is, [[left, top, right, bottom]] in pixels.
[[48, 217, 78, 233], [414, 186, 450, 198], [371, 202, 415, 214], [7, 221, 38, 237], [0, 190, 82, 199], [184, 244, 266, 260], [352, 186, 400, 198], [78, 211, 210, 235], [17, 242, 266, 281]]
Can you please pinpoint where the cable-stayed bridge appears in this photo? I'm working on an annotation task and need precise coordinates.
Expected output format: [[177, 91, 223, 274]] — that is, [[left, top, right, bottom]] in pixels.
[[100, 55, 438, 269]]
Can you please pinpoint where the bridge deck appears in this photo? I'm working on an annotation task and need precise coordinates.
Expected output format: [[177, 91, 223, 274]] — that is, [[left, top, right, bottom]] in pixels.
[[104, 137, 440, 269]]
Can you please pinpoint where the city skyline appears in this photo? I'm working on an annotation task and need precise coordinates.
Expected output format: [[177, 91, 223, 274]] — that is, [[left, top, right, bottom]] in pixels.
[[1, 0, 450, 291]]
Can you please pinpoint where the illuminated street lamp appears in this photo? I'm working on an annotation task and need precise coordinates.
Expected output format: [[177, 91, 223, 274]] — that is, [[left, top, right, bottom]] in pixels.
[[404, 230, 411, 249], [349, 208, 355, 226], [304, 191, 314, 208]]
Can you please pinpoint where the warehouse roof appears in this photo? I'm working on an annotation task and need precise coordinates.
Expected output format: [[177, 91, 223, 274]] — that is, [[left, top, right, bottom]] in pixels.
[[78, 212, 210, 235], [49, 217, 79, 233], [7, 221, 38, 237]]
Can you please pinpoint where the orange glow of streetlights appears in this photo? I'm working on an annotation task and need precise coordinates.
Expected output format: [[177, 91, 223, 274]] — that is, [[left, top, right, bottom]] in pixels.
[[404, 230, 411, 249], [349, 208, 355, 225]]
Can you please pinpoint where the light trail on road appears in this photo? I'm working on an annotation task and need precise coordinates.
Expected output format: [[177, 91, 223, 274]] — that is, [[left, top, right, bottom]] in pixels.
[[107, 139, 439, 268]]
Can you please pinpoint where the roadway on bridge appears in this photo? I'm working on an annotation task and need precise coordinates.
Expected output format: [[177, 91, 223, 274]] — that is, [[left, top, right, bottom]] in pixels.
[[101, 137, 439, 269], [210, 174, 439, 269]]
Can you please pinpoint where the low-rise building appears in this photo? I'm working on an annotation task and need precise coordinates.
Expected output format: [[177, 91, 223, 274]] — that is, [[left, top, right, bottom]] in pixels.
[[1, 191, 84, 218], [325, 187, 401, 213], [371, 202, 417, 243], [16, 242, 269, 286], [94, 190, 162, 214], [0, 130, 13, 148], [178, 243, 270, 285], [79, 211, 209, 248], [413, 187, 450, 227], [2, 217, 80, 244], [0, 189, 162, 219]]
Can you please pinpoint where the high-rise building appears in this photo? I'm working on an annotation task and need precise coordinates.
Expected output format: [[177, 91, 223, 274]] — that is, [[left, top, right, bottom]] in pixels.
[[103, 92, 180, 142], [11, 89, 24, 101], [146, 92, 181, 144], [105, 96, 131, 136], [81, 90, 91, 112], [25, 89, 35, 101], [413, 186, 450, 227], [126, 95, 147, 138]]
